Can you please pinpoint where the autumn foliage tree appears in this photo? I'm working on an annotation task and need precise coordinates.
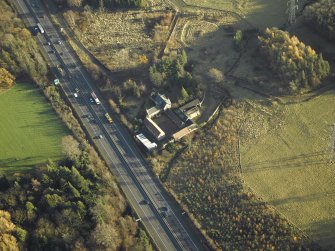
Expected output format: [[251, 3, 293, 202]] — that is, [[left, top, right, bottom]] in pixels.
[[0, 211, 20, 251], [0, 0, 47, 80], [0, 68, 15, 89], [258, 28, 330, 93]]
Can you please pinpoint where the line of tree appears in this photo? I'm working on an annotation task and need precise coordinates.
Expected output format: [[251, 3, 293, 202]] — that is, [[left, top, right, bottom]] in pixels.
[[0, 136, 153, 251], [258, 27, 330, 93], [304, 0, 335, 40], [57, 0, 147, 9], [0, 0, 47, 81]]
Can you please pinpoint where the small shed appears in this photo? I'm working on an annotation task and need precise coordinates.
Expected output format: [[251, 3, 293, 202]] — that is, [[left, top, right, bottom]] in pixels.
[[136, 133, 157, 152]]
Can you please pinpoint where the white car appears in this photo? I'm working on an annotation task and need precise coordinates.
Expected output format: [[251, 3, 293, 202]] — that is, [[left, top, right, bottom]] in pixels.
[[74, 93, 78, 98]]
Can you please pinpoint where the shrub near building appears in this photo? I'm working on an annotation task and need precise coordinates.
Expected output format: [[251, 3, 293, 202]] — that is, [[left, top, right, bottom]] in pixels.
[[258, 28, 330, 93]]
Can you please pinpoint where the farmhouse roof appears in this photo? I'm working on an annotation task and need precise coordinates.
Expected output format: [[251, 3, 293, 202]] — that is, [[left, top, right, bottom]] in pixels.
[[146, 106, 160, 118], [179, 98, 201, 112], [172, 124, 197, 141], [151, 91, 171, 110], [144, 117, 165, 140], [165, 109, 185, 129]]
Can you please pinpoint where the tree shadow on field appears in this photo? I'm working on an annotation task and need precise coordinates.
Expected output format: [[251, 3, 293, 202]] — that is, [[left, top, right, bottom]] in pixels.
[[0, 157, 41, 168], [268, 190, 335, 207], [307, 218, 335, 250]]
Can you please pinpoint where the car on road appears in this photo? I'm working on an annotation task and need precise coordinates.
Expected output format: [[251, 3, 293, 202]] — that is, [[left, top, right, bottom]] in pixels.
[[75, 88, 79, 93], [49, 50, 55, 54], [91, 119, 96, 124], [57, 40, 62, 45], [82, 114, 89, 118], [74, 93, 78, 98], [89, 98, 94, 103], [142, 199, 150, 205], [160, 206, 170, 217], [95, 134, 103, 139], [47, 41, 51, 46]]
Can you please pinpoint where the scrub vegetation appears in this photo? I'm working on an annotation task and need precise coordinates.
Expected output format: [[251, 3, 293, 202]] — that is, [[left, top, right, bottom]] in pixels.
[[0, 136, 153, 250]]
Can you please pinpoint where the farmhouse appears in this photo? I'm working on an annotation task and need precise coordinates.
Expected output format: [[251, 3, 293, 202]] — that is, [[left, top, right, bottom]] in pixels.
[[143, 91, 201, 145]]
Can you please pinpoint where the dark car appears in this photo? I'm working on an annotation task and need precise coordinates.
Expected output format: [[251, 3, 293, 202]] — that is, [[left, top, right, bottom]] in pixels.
[[142, 199, 150, 205], [160, 206, 170, 217]]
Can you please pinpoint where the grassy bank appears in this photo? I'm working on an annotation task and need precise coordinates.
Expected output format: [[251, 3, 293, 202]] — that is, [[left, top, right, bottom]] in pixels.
[[0, 83, 69, 175]]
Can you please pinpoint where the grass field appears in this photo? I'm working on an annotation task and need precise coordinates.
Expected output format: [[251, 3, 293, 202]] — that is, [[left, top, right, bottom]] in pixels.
[[183, 0, 306, 28], [0, 83, 69, 175], [240, 90, 335, 249]]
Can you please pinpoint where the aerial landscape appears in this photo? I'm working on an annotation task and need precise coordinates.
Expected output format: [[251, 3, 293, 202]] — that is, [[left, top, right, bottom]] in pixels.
[[0, 0, 334, 250]]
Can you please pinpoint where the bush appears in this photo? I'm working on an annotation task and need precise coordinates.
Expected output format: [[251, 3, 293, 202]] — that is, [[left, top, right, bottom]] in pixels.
[[0, 68, 15, 89], [0, 1, 47, 81], [258, 27, 330, 93], [233, 30, 243, 50], [149, 50, 196, 94], [208, 68, 224, 84], [304, 0, 335, 40], [123, 79, 144, 98]]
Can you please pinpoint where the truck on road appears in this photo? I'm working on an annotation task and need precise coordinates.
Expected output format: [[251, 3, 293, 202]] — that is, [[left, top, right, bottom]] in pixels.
[[37, 23, 44, 34], [105, 112, 113, 123], [91, 92, 101, 105]]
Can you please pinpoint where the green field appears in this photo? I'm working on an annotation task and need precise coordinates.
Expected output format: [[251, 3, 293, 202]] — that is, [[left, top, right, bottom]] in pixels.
[[0, 83, 69, 175], [240, 90, 335, 249]]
